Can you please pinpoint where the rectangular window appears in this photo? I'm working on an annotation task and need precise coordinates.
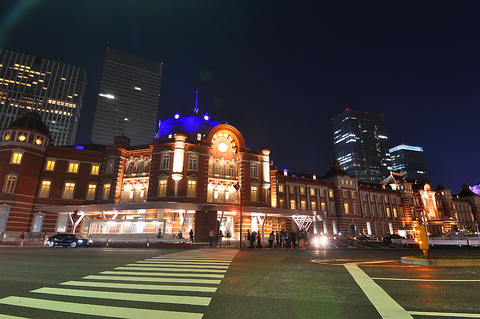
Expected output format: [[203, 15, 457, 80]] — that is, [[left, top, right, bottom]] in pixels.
[[301, 200, 307, 210], [344, 202, 349, 214], [278, 184, 284, 193], [311, 201, 317, 211], [343, 190, 348, 198], [102, 184, 111, 200], [32, 214, 44, 232], [45, 160, 56, 171], [290, 186, 295, 193], [57, 213, 68, 232], [62, 182, 75, 199], [188, 155, 198, 170], [366, 222, 372, 235], [39, 180, 51, 198], [320, 189, 325, 196], [160, 154, 170, 170], [250, 186, 258, 201], [279, 198, 284, 208], [91, 164, 100, 175], [106, 159, 115, 174], [393, 207, 398, 218], [351, 191, 356, 199], [353, 204, 358, 214], [68, 162, 79, 173], [11, 152, 23, 164], [0, 206, 10, 231], [330, 202, 336, 214], [329, 190, 334, 197], [300, 187, 305, 195], [250, 163, 258, 178], [364, 205, 369, 216], [86, 184, 96, 200], [4, 175, 17, 193], [310, 188, 315, 196], [158, 180, 167, 197], [321, 201, 326, 212], [187, 180, 196, 197], [290, 199, 296, 210], [386, 207, 391, 217]]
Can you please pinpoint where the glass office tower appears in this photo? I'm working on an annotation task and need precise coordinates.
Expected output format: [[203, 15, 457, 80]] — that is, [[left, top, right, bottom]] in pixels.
[[332, 109, 391, 183], [90, 48, 162, 146], [0, 49, 86, 145], [390, 144, 430, 184]]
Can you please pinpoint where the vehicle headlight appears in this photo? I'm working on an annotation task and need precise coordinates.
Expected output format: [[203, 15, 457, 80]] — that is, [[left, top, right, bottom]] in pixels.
[[77, 240, 83, 243], [320, 237, 328, 245]]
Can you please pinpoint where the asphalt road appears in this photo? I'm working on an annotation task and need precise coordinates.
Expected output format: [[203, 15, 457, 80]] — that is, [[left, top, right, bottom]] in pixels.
[[0, 241, 479, 318]]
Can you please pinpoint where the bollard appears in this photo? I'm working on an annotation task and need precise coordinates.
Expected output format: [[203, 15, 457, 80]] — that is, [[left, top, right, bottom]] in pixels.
[[291, 242, 293, 249], [282, 242, 284, 249]]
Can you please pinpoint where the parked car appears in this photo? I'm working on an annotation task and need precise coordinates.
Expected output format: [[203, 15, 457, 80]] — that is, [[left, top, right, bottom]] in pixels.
[[355, 234, 370, 242], [46, 234, 93, 248], [383, 234, 404, 242]]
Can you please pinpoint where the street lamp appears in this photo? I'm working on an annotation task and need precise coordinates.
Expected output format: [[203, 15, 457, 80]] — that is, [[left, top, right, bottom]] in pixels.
[[234, 182, 243, 248]]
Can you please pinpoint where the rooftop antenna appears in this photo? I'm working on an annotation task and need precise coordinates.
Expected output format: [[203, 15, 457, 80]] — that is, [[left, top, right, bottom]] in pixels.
[[194, 91, 199, 114]]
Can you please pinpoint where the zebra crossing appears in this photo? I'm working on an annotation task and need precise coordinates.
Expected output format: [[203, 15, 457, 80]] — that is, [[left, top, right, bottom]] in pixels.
[[0, 249, 239, 319]]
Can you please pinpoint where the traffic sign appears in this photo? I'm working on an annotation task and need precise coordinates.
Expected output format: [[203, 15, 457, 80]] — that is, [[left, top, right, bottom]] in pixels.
[[415, 206, 423, 213]]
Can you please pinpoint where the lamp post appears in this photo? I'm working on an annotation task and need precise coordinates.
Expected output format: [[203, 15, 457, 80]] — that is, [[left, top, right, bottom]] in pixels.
[[234, 182, 243, 248]]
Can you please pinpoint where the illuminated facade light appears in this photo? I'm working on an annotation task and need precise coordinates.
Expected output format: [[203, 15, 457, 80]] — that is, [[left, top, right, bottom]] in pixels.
[[203, 113, 210, 121], [99, 93, 115, 99], [174, 112, 181, 120]]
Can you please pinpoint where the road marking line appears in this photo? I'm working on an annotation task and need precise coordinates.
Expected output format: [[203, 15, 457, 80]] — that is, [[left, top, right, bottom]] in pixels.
[[83, 275, 221, 285], [152, 258, 234, 262], [0, 296, 203, 319], [60, 281, 217, 292], [0, 314, 28, 319], [101, 270, 224, 278], [32, 287, 211, 306], [145, 259, 231, 264], [408, 311, 480, 318], [122, 265, 226, 273], [136, 262, 229, 269], [373, 278, 480, 282], [344, 263, 413, 319]]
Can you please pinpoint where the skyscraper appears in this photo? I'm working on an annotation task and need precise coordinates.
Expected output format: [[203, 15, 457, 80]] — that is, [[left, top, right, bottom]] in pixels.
[[390, 144, 430, 184], [332, 109, 391, 183], [0, 48, 86, 145], [90, 48, 162, 145]]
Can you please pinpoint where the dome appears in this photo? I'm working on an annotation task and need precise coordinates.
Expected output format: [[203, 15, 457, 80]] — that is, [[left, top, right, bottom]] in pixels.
[[155, 113, 220, 140], [6, 112, 51, 137]]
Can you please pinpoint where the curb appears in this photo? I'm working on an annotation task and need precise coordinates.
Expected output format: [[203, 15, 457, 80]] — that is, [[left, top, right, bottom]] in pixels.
[[401, 256, 480, 267]]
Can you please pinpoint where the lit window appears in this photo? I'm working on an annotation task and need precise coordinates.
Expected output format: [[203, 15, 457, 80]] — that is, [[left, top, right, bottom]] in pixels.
[[86, 184, 96, 200], [311, 201, 317, 211], [158, 180, 167, 197], [301, 200, 307, 210], [39, 181, 51, 198], [102, 184, 111, 200], [278, 184, 284, 193], [310, 188, 315, 196], [279, 199, 284, 208], [251, 186, 258, 201], [197, 133, 202, 141], [106, 159, 115, 174], [321, 202, 326, 212], [91, 165, 100, 175], [329, 190, 334, 197], [344, 202, 349, 214], [3, 174, 17, 193], [300, 187, 305, 195], [187, 180, 197, 197], [290, 199, 296, 210], [290, 186, 295, 193], [68, 162, 79, 173], [11, 152, 23, 164], [62, 182, 75, 199], [45, 160, 56, 171]]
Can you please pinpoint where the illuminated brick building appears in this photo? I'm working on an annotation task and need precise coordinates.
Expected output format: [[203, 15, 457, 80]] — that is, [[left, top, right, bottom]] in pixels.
[[0, 48, 86, 146], [0, 111, 478, 243]]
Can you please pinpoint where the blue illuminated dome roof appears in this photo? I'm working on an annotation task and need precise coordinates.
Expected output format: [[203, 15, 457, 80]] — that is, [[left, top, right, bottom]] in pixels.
[[154, 112, 220, 141]]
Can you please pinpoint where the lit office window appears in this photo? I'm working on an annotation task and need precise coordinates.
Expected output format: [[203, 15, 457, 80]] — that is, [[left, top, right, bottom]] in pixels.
[[39, 181, 51, 198], [91, 165, 100, 175], [102, 184, 111, 200], [158, 180, 167, 197], [62, 182, 75, 199], [86, 184, 96, 200], [68, 162, 79, 173], [187, 180, 197, 197], [11, 152, 23, 164], [4, 175, 17, 193]]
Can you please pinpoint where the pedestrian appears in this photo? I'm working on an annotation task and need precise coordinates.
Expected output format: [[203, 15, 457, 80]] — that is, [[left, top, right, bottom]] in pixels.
[[42, 232, 48, 246], [189, 229, 194, 243], [268, 231, 275, 248], [226, 230, 231, 246], [257, 231, 261, 248], [156, 229, 162, 238], [250, 231, 256, 248], [275, 230, 280, 246], [218, 230, 223, 247], [209, 228, 214, 246], [20, 232, 25, 246]]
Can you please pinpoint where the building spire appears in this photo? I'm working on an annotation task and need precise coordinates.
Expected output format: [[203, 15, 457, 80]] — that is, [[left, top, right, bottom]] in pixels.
[[194, 91, 199, 114]]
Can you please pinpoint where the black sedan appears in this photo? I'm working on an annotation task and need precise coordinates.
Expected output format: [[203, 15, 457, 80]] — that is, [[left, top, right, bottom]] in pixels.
[[46, 234, 93, 248], [382, 234, 404, 242]]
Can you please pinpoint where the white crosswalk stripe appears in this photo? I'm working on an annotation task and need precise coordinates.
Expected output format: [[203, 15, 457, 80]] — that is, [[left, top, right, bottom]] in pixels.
[[0, 248, 239, 318]]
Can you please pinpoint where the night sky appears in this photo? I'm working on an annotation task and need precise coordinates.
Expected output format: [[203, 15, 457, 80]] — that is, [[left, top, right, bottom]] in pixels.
[[1, 1, 479, 193]]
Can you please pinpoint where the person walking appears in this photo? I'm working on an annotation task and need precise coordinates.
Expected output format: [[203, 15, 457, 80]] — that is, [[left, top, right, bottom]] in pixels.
[[20, 232, 25, 246], [218, 230, 223, 247], [275, 230, 280, 246], [209, 228, 214, 246], [189, 229, 194, 243]]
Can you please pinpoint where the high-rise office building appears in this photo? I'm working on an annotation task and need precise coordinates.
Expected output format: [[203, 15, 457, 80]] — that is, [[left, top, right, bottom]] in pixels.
[[90, 48, 162, 145], [332, 109, 391, 183], [390, 144, 430, 184], [0, 48, 86, 145]]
